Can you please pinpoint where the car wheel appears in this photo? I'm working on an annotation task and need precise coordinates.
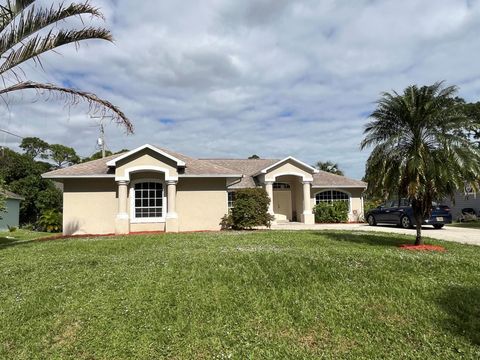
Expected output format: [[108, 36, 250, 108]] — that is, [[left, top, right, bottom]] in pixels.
[[367, 215, 376, 226], [433, 224, 444, 229], [401, 215, 412, 229]]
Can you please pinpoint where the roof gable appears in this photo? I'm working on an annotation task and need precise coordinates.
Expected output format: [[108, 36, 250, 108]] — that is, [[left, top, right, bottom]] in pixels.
[[106, 144, 186, 167], [254, 156, 319, 176]]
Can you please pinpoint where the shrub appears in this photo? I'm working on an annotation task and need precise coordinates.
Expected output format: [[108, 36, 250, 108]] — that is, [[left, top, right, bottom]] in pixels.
[[37, 209, 62, 233], [7, 225, 17, 232], [221, 188, 274, 230], [314, 201, 349, 223]]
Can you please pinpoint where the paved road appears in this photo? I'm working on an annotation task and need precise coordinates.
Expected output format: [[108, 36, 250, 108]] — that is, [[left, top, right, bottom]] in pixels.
[[270, 222, 480, 246]]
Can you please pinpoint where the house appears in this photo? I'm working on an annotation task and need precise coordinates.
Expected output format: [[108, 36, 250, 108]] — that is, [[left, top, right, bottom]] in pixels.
[[0, 190, 24, 231], [443, 187, 479, 220], [42, 144, 367, 235]]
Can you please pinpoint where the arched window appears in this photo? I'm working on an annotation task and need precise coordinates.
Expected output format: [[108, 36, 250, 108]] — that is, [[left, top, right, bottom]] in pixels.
[[132, 181, 164, 221], [315, 190, 350, 209]]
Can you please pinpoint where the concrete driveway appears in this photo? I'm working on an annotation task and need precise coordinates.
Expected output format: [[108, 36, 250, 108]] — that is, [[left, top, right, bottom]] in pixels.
[[271, 222, 480, 246]]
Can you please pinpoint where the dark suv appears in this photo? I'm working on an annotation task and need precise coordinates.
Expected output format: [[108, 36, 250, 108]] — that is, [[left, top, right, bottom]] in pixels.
[[366, 199, 452, 229]]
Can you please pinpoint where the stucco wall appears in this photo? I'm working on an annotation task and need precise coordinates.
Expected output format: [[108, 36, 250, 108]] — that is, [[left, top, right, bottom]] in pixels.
[[63, 178, 118, 235], [0, 199, 21, 231], [311, 187, 365, 222], [177, 177, 228, 231]]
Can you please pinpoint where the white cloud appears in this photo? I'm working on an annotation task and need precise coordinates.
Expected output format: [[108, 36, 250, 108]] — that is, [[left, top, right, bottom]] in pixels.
[[2, 0, 480, 179]]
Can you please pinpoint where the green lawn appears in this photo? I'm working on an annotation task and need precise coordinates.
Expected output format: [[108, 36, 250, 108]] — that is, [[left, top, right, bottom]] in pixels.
[[0, 230, 479, 359], [448, 221, 480, 229]]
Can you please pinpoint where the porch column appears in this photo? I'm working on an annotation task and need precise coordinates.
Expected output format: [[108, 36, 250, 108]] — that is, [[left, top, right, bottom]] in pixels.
[[165, 180, 179, 233], [115, 180, 130, 234], [301, 181, 315, 224], [265, 181, 275, 217]]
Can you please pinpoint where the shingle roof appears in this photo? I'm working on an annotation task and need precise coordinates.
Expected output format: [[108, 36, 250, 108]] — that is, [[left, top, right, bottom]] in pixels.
[[313, 171, 367, 188], [204, 159, 279, 188], [2, 190, 24, 200], [42, 146, 366, 188]]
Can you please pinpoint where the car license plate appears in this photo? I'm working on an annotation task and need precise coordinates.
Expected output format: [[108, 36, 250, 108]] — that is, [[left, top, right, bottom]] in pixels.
[[436, 217, 443, 221]]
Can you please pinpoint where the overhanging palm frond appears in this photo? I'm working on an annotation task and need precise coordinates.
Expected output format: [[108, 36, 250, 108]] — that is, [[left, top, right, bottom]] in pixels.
[[0, 0, 132, 133], [0, 0, 34, 30], [0, 27, 112, 77], [0, 2, 105, 57], [0, 81, 133, 133]]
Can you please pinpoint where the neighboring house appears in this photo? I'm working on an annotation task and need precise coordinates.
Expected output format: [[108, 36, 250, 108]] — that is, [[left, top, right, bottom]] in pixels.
[[443, 186, 479, 220], [42, 144, 367, 235], [0, 191, 24, 231]]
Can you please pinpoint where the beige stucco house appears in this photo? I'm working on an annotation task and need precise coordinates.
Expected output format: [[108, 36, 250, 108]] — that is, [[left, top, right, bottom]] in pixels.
[[43, 144, 366, 235]]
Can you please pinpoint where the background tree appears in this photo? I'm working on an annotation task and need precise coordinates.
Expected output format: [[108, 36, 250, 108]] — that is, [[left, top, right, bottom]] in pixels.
[[361, 82, 480, 245], [0, 145, 62, 225], [248, 154, 260, 159], [454, 98, 480, 145], [48, 144, 80, 168], [19, 136, 49, 159], [315, 161, 344, 176], [0, 0, 132, 132]]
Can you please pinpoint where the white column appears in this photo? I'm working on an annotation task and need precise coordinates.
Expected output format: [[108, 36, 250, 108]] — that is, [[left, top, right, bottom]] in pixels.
[[166, 180, 178, 219], [265, 181, 274, 216], [165, 180, 179, 232], [115, 180, 130, 234], [301, 181, 315, 224]]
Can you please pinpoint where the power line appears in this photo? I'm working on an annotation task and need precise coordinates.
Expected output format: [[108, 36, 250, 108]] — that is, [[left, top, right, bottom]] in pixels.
[[0, 128, 24, 139]]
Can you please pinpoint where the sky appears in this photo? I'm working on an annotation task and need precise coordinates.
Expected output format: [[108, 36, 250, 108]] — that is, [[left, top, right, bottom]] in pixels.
[[2, 0, 480, 179]]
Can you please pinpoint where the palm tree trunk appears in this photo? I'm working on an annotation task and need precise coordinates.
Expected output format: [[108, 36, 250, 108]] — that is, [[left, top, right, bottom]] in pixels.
[[415, 214, 423, 245]]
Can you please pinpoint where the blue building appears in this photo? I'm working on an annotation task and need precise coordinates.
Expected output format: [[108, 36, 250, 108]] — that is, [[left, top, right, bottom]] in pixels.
[[0, 191, 24, 231]]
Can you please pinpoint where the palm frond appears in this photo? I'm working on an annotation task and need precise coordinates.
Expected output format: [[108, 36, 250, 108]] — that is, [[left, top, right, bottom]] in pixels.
[[0, 0, 34, 31], [0, 81, 133, 133], [0, 27, 111, 77], [0, 2, 105, 57]]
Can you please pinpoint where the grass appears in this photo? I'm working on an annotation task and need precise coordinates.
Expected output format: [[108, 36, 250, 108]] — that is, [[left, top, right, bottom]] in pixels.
[[448, 221, 480, 229], [0, 229, 56, 247], [0, 230, 479, 359]]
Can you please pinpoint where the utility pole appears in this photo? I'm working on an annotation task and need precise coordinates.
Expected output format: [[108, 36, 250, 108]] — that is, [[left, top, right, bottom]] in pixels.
[[97, 123, 106, 158], [90, 115, 113, 158]]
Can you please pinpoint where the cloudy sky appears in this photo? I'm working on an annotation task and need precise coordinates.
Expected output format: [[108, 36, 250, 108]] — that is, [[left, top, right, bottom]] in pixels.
[[2, 0, 480, 179]]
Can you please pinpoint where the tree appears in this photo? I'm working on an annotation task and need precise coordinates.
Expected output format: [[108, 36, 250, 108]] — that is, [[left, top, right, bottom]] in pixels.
[[248, 154, 260, 159], [0, 0, 133, 133], [315, 161, 344, 176], [20, 137, 49, 159], [48, 144, 80, 168], [361, 82, 480, 245], [455, 99, 480, 145]]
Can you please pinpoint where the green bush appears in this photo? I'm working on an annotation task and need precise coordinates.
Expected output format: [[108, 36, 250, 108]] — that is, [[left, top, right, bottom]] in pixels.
[[36, 209, 62, 233], [221, 188, 274, 230], [313, 201, 349, 223]]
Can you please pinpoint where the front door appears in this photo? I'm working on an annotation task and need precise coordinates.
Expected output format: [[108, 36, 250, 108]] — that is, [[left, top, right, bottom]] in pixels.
[[273, 190, 292, 221]]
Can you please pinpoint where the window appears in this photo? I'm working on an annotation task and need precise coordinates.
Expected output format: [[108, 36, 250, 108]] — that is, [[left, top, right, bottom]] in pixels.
[[273, 182, 291, 189], [133, 182, 164, 219], [228, 191, 235, 210], [315, 190, 350, 209]]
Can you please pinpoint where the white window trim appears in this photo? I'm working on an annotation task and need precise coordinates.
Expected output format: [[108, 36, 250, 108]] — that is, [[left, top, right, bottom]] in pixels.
[[227, 190, 235, 210], [314, 189, 352, 214], [129, 178, 166, 223]]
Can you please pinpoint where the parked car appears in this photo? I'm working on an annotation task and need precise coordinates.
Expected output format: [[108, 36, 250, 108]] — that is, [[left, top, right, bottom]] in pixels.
[[366, 199, 452, 229]]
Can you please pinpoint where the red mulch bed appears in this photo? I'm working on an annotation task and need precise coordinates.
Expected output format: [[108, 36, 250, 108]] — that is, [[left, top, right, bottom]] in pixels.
[[399, 244, 446, 252]]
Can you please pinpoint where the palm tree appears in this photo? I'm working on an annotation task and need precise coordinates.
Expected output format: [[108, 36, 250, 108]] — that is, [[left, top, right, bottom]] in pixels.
[[315, 161, 344, 176], [361, 82, 480, 245], [0, 0, 132, 132]]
